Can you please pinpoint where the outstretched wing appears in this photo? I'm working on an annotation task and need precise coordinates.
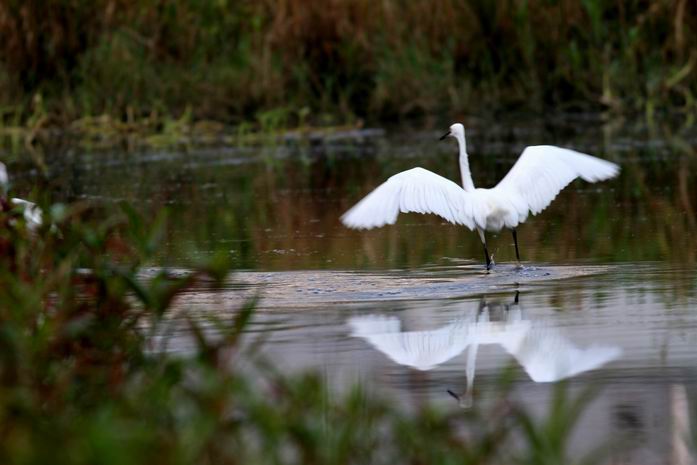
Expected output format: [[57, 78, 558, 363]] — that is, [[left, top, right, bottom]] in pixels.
[[341, 167, 475, 230], [495, 145, 619, 216]]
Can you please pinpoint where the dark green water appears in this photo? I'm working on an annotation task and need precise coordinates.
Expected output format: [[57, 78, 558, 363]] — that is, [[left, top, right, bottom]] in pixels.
[[7, 115, 697, 463]]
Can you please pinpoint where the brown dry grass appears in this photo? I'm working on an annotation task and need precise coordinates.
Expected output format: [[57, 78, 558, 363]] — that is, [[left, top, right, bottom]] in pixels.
[[0, 0, 694, 128]]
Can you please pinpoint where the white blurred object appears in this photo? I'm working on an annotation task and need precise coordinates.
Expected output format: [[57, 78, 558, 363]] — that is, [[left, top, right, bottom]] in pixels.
[[11, 198, 43, 230], [1, 161, 43, 230], [0, 162, 8, 190]]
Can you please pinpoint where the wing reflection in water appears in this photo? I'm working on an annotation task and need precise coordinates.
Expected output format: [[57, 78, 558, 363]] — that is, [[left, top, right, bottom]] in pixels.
[[348, 292, 622, 407]]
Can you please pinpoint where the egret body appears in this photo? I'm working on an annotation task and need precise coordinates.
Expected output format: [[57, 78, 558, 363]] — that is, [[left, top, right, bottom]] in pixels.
[[341, 123, 619, 270]]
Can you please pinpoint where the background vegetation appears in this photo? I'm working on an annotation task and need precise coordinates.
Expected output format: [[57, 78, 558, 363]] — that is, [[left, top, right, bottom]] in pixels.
[[0, 0, 695, 136], [0, 2, 695, 462]]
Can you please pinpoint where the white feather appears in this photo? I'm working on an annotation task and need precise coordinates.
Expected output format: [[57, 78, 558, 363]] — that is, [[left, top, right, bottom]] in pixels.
[[494, 145, 620, 217], [341, 167, 477, 230]]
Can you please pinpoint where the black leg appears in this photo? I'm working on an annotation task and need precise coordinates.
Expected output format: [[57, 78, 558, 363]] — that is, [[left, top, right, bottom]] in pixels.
[[512, 229, 521, 263], [482, 243, 491, 271], [478, 228, 492, 272]]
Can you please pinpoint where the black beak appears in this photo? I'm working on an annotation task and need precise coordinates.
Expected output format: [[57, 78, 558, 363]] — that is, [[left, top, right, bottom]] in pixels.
[[439, 131, 451, 141]]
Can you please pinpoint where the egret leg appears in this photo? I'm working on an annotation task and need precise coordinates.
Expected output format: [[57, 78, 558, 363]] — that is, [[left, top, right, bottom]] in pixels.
[[478, 228, 492, 271], [482, 245, 492, 271], [512, 229, 521, 267]]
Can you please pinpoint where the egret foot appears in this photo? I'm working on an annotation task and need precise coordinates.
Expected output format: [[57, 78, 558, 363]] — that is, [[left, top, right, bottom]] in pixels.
[[486, 255, 495, 272]]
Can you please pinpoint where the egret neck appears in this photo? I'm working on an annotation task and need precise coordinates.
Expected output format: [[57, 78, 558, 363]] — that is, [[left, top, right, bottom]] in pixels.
[[455, 130, 475, 192]]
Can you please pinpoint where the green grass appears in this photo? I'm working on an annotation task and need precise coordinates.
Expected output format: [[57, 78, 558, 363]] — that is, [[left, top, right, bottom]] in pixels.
[[0, 0, 694, 144]]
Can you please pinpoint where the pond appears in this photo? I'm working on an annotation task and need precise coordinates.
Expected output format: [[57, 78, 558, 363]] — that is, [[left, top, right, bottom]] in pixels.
[[8, 114, 697, 464]]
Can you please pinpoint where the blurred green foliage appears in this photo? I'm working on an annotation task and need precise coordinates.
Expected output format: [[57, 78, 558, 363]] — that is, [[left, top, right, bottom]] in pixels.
[[0, 0, 694, 137]]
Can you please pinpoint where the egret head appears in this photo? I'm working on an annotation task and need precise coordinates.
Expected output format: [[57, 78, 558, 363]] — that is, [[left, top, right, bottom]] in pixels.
[[439, 123, 465, 141]]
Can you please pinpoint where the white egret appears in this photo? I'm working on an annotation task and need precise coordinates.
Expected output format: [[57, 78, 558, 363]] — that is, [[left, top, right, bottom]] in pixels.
[[341, 123, 620, 270]]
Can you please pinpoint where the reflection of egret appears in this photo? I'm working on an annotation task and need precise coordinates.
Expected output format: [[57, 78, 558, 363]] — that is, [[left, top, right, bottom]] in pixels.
[[348, 314, 477, 372], [341, 123, 619, 270], [348, 293, 621, 407]]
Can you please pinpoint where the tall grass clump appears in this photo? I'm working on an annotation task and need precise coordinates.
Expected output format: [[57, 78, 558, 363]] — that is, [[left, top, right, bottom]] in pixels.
[[0, 0, 694, 134]]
